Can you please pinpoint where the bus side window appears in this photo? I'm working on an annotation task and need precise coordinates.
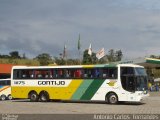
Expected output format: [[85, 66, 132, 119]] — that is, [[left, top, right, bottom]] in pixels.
[[50, 70, 53, 78], [0, 81, 3, 86], [78, 70, 82, 78], [54, 70, 58, 78], [25, 70, 30, 79], [83, 69, 88, 78], [84, 74, 87, 78], [41, 70, 45, 78], [47, 70, 53, 79], [13, 70, 21, 79], [102, 69, 108, 78], [35, 70, 40, 79], [29, 70, 34, 79], [38, 74, 42, 78], [64, 69, 70, 78], [109, 68, 117, 79], [45, 70, 49, 78], [21, 70, 26, 78], [0, 80, 10, 86], [22, 74, 26, 78], [74, 70, 81, 78], [95, 69, 100, 78], [82, 69, 93, 79], [103, 74, 107, 78], [45, 74, 49, 78], [88, 69, 92, 78], [6, 80, 11, 86], [70, 69, 75, 78], [30, 74, 34, 78], [57, 69, 63, 78]]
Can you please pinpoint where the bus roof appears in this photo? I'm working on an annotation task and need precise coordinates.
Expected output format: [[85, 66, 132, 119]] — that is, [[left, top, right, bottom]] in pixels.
[[118, 64, 144, 68], [12, 64, 143, 69]]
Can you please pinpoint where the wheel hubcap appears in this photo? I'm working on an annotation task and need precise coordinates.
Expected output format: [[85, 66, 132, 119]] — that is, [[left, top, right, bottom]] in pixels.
[[110, 95, 117, 103], [1, 96, 5, 100], [41, 95, 46, 101], [31, 94, 37, 100], [8, 96, 12, 100]]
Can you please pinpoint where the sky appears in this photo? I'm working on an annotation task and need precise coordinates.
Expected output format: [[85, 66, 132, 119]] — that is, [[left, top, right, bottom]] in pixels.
[[0, 0, 160, 59]]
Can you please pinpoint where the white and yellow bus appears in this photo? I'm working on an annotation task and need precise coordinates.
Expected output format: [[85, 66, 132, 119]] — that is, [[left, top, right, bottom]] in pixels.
[[11, 64, 149, 104], [0, 78, 12, 100]]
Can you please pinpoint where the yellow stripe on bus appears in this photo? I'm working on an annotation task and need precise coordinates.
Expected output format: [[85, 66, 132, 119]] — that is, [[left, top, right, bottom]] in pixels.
[[82, 65, 94, 68], [50, 79, 83, 99], [12, 80, 83, 100]]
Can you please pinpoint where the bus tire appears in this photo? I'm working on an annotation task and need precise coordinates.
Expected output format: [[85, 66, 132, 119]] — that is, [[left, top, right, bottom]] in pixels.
[[29, 91, 39, 102], [107, 93, 118, 104], [1, 95, 6, 101], [39, 91, 49, 102], [7, 94, 12, 100]]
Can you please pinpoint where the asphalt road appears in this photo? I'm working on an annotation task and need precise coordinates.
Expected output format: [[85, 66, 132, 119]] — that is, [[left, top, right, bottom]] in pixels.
[[0, 92, 160, 120]]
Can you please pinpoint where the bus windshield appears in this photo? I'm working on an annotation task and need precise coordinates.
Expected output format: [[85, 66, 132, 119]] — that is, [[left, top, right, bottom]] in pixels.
[[121, 67, 148, 92], [134, 68, 148, 91]]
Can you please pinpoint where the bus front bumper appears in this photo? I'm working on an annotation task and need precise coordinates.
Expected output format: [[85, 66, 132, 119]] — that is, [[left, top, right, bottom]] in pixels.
[[139, 93, 150, 102]]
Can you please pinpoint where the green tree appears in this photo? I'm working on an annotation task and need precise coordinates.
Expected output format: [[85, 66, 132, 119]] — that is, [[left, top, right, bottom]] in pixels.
[[150, 55, 160, 59], [107, 49, 123, 62], [107, 49, 115, 62], [0, 54, 10, 58], [9, 51, 21, 59], [82, 49, 97, 64], [66, 59, 79, 65], [34, 53, 53, 66], [115, 50, 123, 61], [54, 57, 65, 65], [98, 55, 108, 64]]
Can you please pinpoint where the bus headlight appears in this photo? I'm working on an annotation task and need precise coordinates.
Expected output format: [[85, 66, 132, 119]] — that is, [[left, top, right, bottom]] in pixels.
[[143, 91, 147, 94]]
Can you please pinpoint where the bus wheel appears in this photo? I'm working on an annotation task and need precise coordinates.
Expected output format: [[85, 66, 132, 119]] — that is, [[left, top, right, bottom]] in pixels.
[[107, 93, 118, 104], [29, 91, 39, 102], [7, 94, 12, 100], [1, 95, 6, 101], [39, 91, 49, 102]]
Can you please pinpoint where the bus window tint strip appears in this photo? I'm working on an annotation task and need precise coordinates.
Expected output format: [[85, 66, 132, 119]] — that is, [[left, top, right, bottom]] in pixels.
[[13, 67, 118, 80]]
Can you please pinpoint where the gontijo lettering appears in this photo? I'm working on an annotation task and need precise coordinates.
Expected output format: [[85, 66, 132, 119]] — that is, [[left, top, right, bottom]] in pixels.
[[38, 81, 65, 85]]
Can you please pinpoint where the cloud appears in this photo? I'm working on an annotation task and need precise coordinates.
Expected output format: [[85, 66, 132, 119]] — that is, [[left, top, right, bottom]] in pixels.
[[0, 0, 160, 59]]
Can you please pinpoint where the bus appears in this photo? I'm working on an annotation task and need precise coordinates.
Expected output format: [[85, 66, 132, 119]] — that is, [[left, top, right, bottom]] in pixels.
[[0, 78, 12, 100], [11, 64, 149, 104]]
